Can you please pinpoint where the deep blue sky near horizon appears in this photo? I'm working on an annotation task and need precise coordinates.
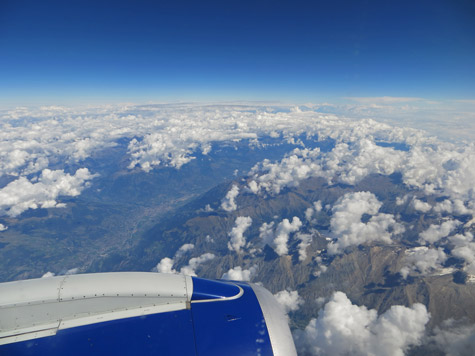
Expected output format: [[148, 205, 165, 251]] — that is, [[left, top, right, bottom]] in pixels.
[[1, 0, 474, 105]]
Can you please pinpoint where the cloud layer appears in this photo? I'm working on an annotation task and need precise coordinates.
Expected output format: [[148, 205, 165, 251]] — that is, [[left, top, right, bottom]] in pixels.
[[2, 104, 474, 219]]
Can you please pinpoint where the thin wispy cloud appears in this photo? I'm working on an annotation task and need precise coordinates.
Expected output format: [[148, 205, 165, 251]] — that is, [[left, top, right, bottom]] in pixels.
[[345, 96, 426, 104]]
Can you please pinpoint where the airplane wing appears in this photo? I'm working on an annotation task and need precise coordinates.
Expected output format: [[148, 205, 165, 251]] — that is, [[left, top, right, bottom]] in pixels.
[[0, 272, 297, 355]]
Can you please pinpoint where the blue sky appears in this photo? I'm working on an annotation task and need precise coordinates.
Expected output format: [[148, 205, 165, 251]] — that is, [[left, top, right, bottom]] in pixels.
[[1, 0, 474, 105]]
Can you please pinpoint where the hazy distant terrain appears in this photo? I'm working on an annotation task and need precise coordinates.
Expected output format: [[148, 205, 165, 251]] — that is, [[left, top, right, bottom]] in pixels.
[[1, 103, 474, 355]]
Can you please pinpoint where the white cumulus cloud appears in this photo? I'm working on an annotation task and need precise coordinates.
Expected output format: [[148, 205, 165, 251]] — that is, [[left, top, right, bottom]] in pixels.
[[228, 216, 252, 253], [400, 247, 448, 278], [175, 243, 195, 259], [259, 221, 275, 246], [156, 252, 216, 277], [433, 199, 473, 216], [274, 217, 303, 256], [296, 232, 313, 261], [221, 184, 240, 212], [294, 291, 430, 356], [248, 148, 323, 195], [259, 217, 307, 257], [180, 253, 215, 277], [418, 219, 461, 244], [0, 168, 97, 217], [449, 232, 475, 274], [305, 201, 323, 223], [274, 290, 304, 314], [222, 265, 257, 281], [328, 192, 404, 254], [412, 199, 432, 213], [155, 243, 196, 274], [156, 257, 176, 274]]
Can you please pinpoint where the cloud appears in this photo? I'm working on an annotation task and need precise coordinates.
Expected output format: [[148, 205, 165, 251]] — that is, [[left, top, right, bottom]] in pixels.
[[400, 247, 448, 278], [0, 108, 125, 178], [247, 138, 408, 194], [228, 216, 252, 253], [222, 265, 257, 281], [418, 219, 461, 244], [0, 104, 319, 214], [412, 199, 432, 213], [259, 221, 275, 246], [174, 243, 195, 259], [155, 242, 196, 274], [156, 252, 216, 276], [221, 184, 240, 212], [65, 267, 79, 275], [449, 232, 475, 274], [127, 133, 199, 171], [396, 195, 409, 206], [296, 232, 312, 261], [259, 217, 303, 256], [273, 290, 304, 314], [305, 201, 322, 223], [294, 291, 430, 356], [326, 98, 475, 141], [329, 140, 406, 185], [241, 113, 475, 210], [430, 319, 475, 356], [258, 216, 301, 256], [274, 217, 302, 256], [156, 257, 176, 274], [433, 199, 473, 216], [328, 192, 404, 255], [40, 267, 80, 278], [305, 208, 314, 222], [2, 104, 475, 219], [248, 148, 323, 195], [402, 144, 475, 201], [454, 200, 473, 216], [433, 199, 454, 214], [0, 168, 97, 217], [346, 96, 425, 104], [261, 219, 314, 260], [247, 134, 422, 195], [179, 253, 215, 277], [41, 272, 55, 278], [247, 180, 259, 194]]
